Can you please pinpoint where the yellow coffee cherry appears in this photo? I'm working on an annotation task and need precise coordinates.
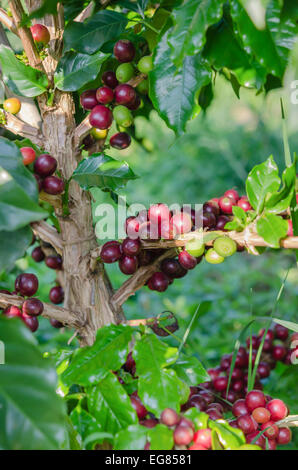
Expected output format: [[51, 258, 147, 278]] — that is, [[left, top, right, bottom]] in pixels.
[[91, 128, 108, 140], [3, 97, 21, 114]]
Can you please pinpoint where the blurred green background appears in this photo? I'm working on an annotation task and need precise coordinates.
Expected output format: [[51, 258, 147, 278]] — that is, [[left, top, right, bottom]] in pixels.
[[1, 72, 297, 446]]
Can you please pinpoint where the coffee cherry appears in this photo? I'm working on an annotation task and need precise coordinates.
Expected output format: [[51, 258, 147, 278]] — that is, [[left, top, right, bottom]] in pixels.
[[174, 425, 193, 446], [205, 248, 224, 264], [22, 298, 44, 317], [252, 407, 271, 424], [213, 237, 237, 257], [140, 418, 158, 428], [221, 353, 232, 370], [137, 56, 153, 74], [204, 201, 220, 217], [137, 79, 149, 94], [17, 273, 39, 297], [20, 147, 36, 166], [126, 94, 141, 111], [31, 246, 45, 262], [178, 250, 197, 270], [101, 241, 122, 263], [246, 432, 265, 449], [116, 63, 134, 83], [206, 408, 222, 420], [91, 128, 108, 140], [0, 289, 11, 295], [246, 334, 259, 349], [198, 390, 214, 406], [266, 439, 277, 450], [161, 258, 181, 278], [102, 70, 119, 89], [3, 97, 21, 114], [245, 390, 266, 411], [122, 237, 141, 256], [130, 395, 147, 419], [272, 345, 287, 361], [138, 250, 154, 266], [266, 399, 288, 421], [277, 427, 292, 445], [219, 196, 236, 214], [274, 324, 288, 341], [89, 105, 113, 129], [160, 408, 180, 427], [213, 376, 228, 392], [49, 286, 64, 304], [232, 399, 249, 417], [287, 219, 293, 236], [45, 256, 63, 270], [110, 132, 131, 149], [22, 312, 39, 332], [3, 306, 22, 318], [80, 90, 98, 110], [188, 394, 207, 411], [260, 421, 279, 439], [224, 189, 240, 201], [34, 174, 43, 191], [50, 318, 63, 329], [202, 211, 216, 229], [215, 215, 230, 231], [124, 351, 136, 375], [113, 105, 133, 127], [34, 154, 57, 177], [171, 212, 192, 235], [237, 198, 252, 212], [43, 176, 65, 195], [193, 429, 212, 449], [114, 40, 135, 63], [96, 86, 114, 104], [257, 362, 271, 379], [148, 272, 169, 292], [237, 414, 258, 434], [185, 239, 205, 257], [119, 255, 138, 275], [30, 24, 50, 44], [115, 84, 136, 105], [148, 204, 170, 226], [125, 216, 140, 238]]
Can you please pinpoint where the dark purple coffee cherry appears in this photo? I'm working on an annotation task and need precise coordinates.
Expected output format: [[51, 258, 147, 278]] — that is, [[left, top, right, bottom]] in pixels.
[[213, 376, 228, 392], [34, 154, 57, 178], [119, 255, 138, 275], [272, 345, 287, 361], [114, 40, 135, 63], [274, 324, 288, 341], [34, 173, 43, 191], [114, 84, 136, 105], [257, 361, 271, 378], [22, 312, 39, 332], [237, 414, 258, 434], [178, 250, 197, 270], [80, 89, 98, 110], [49, 286, 64, 304], [189, 394, 207, 411], [202, 211, 216, 229], [130, 395, 147, 419], [203, 201, 220, 216], [122, 237, 141, 256], [96, 86, 114, 104], [22, 298, 43, 316], [18, 273, 39, 297], [110, 132, 131, 150], [102, 70, 118, 89], [161, 258, 181, 278], [89, 105, 113, 129], [101, 241, 122, 263], [50, 318, 63, 328], [126, 94, 141, 110], [148, 272, 169, 292], [215, 215, 230, 231], [45, 256, 63, 270], [31, 246, 45, 262], [138, 250, 154, 266], [43, 176, 65, 195]]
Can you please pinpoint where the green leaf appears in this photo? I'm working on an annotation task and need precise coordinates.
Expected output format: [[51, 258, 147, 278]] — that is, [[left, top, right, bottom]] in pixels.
[[134, 334, 179, 373], [70, 407, 103, 449], [72, 153, 138, 192], [55, 51, 110, 92], [114, 424, 147, 450], [0, 226, 32, 271], [118, 0, 149, 16], [266, 162, 296, 213], [172, 354, 210, 386], [87, 372, 138, 434], [0, 317, 68, 450], [65, 416, 82, 450], [246, 155, 280, 213], [184, 408, 209, 430], [256, 212, 288, 248], [150, 30, 211, 135], [209, 420, 245, 450], [0, 45, 48, 97], [225, 205, 248, 231], [62, 325, 134, 387], [63, 10, 128, 55], [148, 424, 174, 450], [168, 0, 225, 66]]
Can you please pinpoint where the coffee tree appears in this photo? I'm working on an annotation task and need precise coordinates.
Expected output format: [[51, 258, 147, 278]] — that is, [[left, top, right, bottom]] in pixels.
[[0, 0, 297, 451]]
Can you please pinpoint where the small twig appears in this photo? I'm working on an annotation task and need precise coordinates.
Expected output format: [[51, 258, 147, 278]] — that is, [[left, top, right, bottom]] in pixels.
[[74, 2, 95, 22], [276, 415, 298, 428], [0, 8, 17, 34], [1, 111, 44, 146], [0, 293, 83, 328], [31, 221, 63, 255]]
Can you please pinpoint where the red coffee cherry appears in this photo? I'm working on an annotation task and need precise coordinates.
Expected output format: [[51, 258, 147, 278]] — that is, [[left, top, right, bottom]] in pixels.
[[3, 306, 22, 318], [101, 241, 122, 263], [252, 407, 271, 424], [49, 286, 64, 304], [266, 399, 288, 421], [173, 425, 194, 446], [31, 246, 45, 262], [193, 429, 212, 449], [80, 90, 98, 110], [277, 427, 292, 445], [43, 176, 65, 195], [237, 414, 258, 434], [114, 40, 135, 63], [115, 84, 136, 105], [34, 154, 57, 177], [130, 395, 147, 419], [245, 390, 266, 411], [17, 273, 39, 297], [22, 298, 44, 316], [160, 408, 180, 427], [96, 86, 114, 104], [20, 147, 36, 166], [22, 312, 39, 332], [122, 238, 141, 256], [30, 24, 50, 44], [45, 256, 63, 270], [260, 421, 279, 439], [89, 105, 113, 129], [232, 399, 249, 417]]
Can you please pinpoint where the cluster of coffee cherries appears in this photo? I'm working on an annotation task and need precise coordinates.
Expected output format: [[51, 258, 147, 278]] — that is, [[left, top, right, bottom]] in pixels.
[[80, 39, 152, 150], [99, 190, 253, 291], [19, 147, 64, 196]]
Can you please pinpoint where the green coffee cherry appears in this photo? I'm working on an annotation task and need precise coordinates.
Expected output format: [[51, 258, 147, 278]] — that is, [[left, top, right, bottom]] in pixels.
[[113, 105, 133, 127], [185, 238, 205, 257], [116, 63, 134, 83], [137, 55, 153, 74], [213, 237, 237, 258], [137, 79, 149, 95], [205, 248, 224, 264], [91, 128, 107, 140]]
